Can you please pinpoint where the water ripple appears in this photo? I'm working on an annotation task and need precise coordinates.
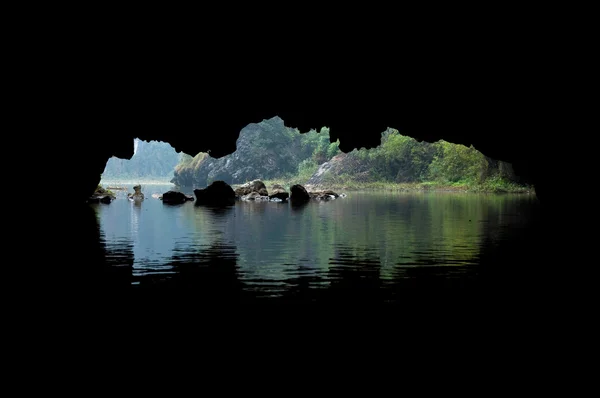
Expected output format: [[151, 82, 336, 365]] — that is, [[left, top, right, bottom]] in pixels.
[[90, 187, 541, 298]]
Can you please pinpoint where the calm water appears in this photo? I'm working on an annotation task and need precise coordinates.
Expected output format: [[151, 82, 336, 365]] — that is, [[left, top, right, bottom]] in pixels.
[[78, 183, 543, 302]]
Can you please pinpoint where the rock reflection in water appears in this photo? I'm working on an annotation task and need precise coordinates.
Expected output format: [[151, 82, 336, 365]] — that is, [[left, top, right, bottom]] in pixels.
[[78, 187, 543, 303]]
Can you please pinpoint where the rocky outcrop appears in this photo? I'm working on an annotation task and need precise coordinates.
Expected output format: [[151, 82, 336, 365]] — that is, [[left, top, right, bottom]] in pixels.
[[234, 180, 268, 197], [235, 182, 334, 202], [268, 184, 289, 201], [241, 192, 270, 201], [171, 117, 304, 187], [289, 184, 343, 202], [102, 139, 180, 181], [194, 181, 236, 206], [306, 152, 372, 187], [234, 181, 290, 202], [161, 190, 194, 205], [484, 156, 518, 182]]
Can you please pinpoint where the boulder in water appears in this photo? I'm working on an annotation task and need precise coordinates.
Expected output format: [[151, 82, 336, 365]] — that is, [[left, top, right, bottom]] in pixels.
[[234, 180, 268, 197], [290, 184, 310, 202], [161, 190, 194, 204], [194, 181, 236, 206], [269, 186, 289, 201]]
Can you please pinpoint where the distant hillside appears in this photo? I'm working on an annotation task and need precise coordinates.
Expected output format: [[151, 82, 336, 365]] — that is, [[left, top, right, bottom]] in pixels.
[[171, 116, 339, 187], [101, 138, 180, 181]]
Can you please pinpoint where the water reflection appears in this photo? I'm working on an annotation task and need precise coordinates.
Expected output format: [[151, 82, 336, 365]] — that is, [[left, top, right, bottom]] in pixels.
[[326, 245, 383, 302], [290, 201, 309, 212], [138, 240, 244, 298], [195, 203, 236, 217], [63, 204, 134, 290], [82, 186, 543, 301]]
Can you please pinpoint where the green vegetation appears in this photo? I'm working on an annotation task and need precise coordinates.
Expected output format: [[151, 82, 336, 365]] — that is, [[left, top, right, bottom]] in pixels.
[[176, 152, 208, 171], [172, 118, 533, 194], [261, 128, 532, 194], [262, 177, 530, 194], [299, 127, 341, 164], [98, 120, 531, 194]]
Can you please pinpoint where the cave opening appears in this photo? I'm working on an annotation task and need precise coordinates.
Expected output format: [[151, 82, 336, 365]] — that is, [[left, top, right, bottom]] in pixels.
[[39, 104, 557, 307], [77, 116, 544, 298], [94, 116, 534, 203]]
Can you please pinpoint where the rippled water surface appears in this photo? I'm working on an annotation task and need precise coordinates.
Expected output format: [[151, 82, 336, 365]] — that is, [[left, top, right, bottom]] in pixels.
[[79, 183, 544, 301]]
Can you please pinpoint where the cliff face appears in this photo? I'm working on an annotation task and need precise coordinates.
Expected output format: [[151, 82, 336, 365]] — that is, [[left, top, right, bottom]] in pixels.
[[306, 153, 371, 186], [102, 139, 180, 180], [171, 117, 304, 187]]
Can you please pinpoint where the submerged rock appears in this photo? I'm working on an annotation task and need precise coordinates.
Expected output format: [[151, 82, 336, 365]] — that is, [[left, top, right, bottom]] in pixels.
[[268, 184, 289, 201]]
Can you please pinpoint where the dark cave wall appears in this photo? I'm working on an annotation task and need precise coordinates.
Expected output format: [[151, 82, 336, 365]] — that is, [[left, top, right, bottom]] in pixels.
[[37, 3, 561, 209], [61, 36, 552, 205]]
